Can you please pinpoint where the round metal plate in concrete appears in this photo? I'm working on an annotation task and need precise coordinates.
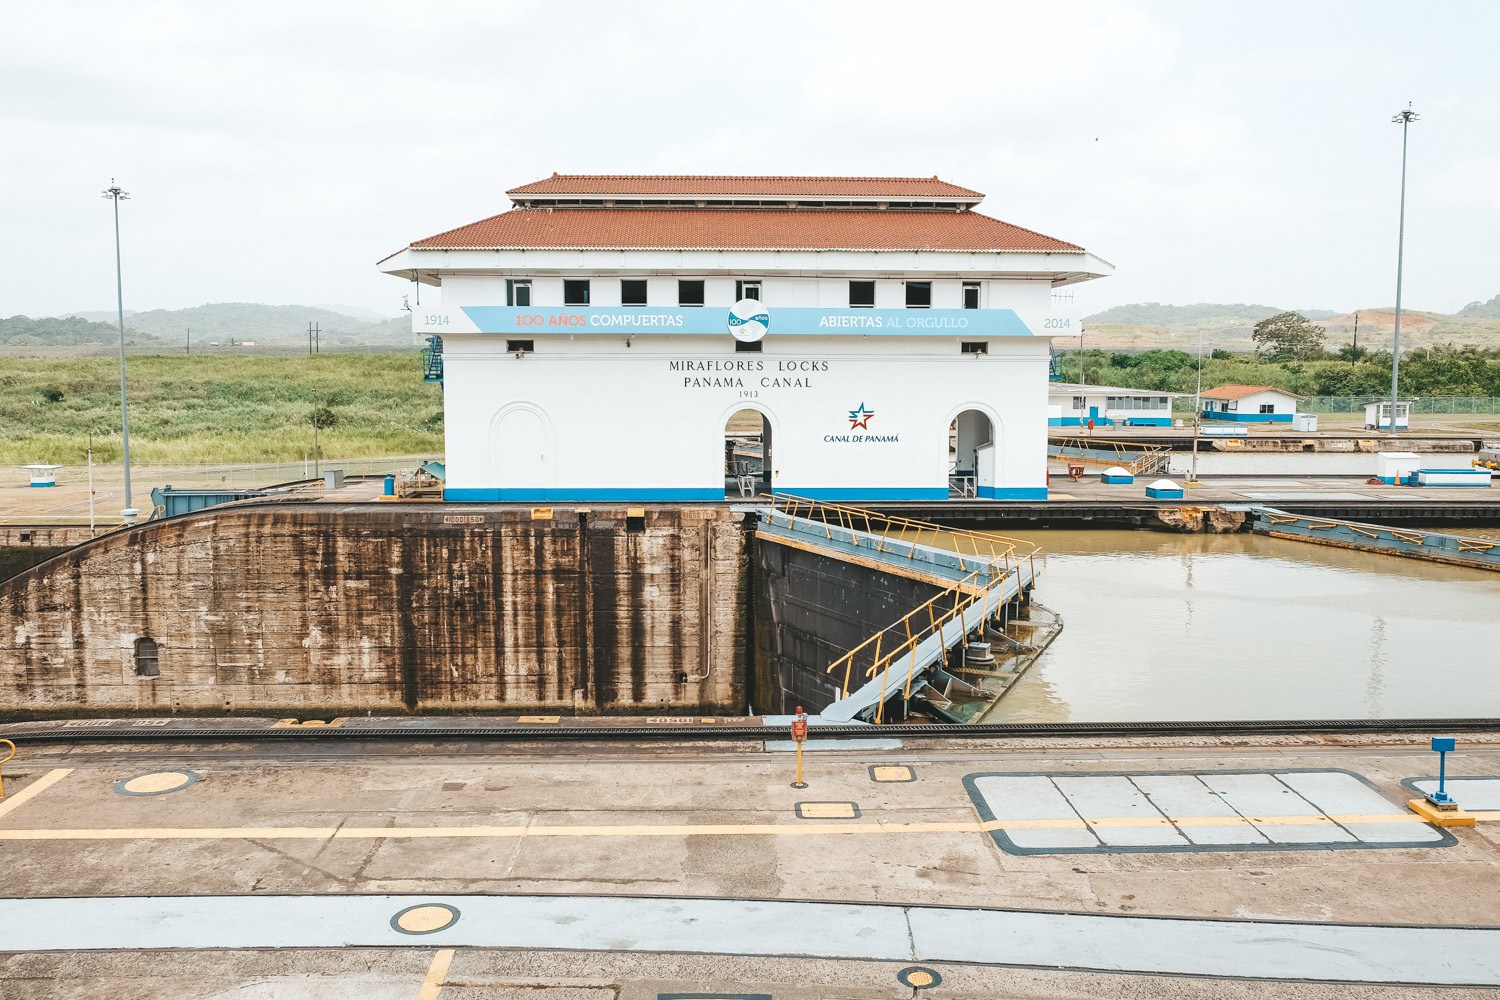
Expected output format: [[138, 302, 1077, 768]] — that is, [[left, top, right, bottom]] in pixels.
[[114, 770, 199, 797], [898, 966, 943, 989], [391, 902, 460, 935]]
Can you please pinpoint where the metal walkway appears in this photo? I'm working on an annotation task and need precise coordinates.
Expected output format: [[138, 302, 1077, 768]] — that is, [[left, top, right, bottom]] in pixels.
[[1245, 505, 1500, 571], [757, 495, 1041, 724]]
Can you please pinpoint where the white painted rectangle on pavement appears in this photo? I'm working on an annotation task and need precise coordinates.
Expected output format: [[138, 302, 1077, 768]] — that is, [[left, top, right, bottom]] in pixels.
[[966, 770, 1455, 855], [1411, 777, 1500, 810], [1053, 776, 1185, 847], [1202, 773, 1355, 845], [1132, 773, 1268, 846], [1278, 771, 1442, 845], [970, 775, 1098, 850]]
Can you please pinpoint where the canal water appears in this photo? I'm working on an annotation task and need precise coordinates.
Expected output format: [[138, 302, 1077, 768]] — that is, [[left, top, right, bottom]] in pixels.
[[982, 529, 1500, 722]]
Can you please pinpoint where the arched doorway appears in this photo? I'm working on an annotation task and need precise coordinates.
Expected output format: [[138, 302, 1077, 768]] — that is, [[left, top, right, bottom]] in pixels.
[[492, 405, 553, 493], [948, 408, 994, 498], [724, 408, 772, 499]]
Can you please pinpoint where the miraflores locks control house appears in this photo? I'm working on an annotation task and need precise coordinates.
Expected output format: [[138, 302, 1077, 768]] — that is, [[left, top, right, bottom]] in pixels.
[[379, 175, 1112, 502]]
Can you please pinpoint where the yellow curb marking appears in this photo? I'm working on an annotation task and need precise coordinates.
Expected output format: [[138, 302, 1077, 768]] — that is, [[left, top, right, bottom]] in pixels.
[[0, 769, 73, 822], [416, 948, 455, 1000], [516, 716, 560, 724], [1, 810, 1495, 843]]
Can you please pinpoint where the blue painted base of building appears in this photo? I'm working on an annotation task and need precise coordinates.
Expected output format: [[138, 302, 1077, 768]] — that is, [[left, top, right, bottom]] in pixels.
[[444, 487, 724, 502], [1145, 486, 1185, 499], [976, 486, 1049, 501], [444, 486, 1049, 502], [1049, 416, 1171, 428], [28, 482, 57, 488], [1201, 412, 1294, 423]]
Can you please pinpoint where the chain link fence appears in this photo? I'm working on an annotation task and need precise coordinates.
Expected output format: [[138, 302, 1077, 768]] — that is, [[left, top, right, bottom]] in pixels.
[[1303, 396, 1500, 414]]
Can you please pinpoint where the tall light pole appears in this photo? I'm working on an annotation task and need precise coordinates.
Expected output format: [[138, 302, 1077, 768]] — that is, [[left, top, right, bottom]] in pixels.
[[1389, 104, 1419, 436], [102, 179, 138, 521], [1189, 330, 1203, 484]]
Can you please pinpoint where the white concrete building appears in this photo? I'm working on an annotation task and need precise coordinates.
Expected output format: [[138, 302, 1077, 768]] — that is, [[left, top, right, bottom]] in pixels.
[[1201, 384, 1301, 424], [1364, 400, 1411, 430], [1047, 383, 1182, 428], [379, 175, 1111, 502]]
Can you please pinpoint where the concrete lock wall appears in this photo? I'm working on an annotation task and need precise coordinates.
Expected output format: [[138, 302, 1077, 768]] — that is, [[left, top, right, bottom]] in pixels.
[[752, 537, 950, 716], [0, 505, 750, 719]]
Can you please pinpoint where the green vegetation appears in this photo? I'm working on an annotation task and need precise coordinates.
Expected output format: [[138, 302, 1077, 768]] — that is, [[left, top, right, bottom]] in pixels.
[[0, 353, 442, 465], [1251, 311, 1329, 360], [1062, 333, 1500, 399]]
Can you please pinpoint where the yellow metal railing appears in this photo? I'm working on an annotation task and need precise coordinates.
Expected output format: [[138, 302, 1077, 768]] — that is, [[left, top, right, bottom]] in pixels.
[[1264, 510, 1500, 553], [768, 493, 1037, 580], [767, 494, 1039, 724], [1049, 437, 1172, 475], [0, 739, 14, 798]]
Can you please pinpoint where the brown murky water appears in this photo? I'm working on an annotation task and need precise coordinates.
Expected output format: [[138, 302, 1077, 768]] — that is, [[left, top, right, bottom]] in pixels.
[[977, 529, 1500, 722]]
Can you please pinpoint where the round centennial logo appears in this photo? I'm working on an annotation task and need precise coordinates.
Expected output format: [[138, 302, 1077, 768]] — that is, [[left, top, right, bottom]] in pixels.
[[727, 298, 770, 342]]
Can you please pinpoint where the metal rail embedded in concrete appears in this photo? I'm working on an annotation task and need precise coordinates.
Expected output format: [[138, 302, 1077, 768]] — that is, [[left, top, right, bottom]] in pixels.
[[2, 893, 1497, 986]]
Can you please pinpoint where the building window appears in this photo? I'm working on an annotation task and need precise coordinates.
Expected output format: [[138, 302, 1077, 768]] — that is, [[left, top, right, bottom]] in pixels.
[[734, 340, 763, 353], [849, 280, 875, 308], [678, 279, 705, 306], [961, 341, 988, 355], [506, 279, 532, 307], [1072, 396, 1087, 409], [1259, 403, 1275, 414], [563, 279, 590, 306], [735, 280, 761, 301], [133, 637, 160, 678], [905, 281, 932, 308], [962, 282, 981, 309], [506, 339, 534, 353], [621, 279, 648, 306]]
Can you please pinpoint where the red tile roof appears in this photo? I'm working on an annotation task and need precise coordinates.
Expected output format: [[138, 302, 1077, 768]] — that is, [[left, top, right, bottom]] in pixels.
[[409, 209, 1082, 253], [1201, 384, 1300, 400], [506, 174, 983, 199]]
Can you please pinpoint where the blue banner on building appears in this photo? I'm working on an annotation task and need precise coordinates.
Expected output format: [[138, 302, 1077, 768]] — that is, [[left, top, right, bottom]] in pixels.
[[457, 305, 1054, 337]]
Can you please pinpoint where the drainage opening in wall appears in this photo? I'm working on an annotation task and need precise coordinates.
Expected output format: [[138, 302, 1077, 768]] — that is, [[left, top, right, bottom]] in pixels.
[[134, 637, 161, 678]]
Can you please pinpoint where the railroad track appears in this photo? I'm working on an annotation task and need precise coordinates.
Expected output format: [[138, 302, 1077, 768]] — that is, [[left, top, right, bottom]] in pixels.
[[3, 717, 1497, 744]]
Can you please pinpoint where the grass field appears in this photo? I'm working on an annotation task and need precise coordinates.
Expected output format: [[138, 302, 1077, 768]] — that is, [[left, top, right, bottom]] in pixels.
[[0, 353, 443, 465]]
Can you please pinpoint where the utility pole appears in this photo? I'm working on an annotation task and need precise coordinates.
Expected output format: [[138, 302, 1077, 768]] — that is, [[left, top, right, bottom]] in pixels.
[[1389, 103, 1419, 436], [102, 179, 137, 523], [314, 321, 320, 354], [186, 326, 191, 356], [1351, 312, 1358, 360], [308, 321, 314, 355], [311, 388, 321, 480], [1189, 330, 1203, 485]]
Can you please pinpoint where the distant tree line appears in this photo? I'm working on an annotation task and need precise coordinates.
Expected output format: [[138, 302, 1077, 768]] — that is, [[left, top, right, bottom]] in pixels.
[[1062, 312, 1500, 397]]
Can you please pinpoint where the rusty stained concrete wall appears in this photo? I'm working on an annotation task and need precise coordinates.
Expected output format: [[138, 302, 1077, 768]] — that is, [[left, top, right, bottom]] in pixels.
[[0, 504, 750, 718]]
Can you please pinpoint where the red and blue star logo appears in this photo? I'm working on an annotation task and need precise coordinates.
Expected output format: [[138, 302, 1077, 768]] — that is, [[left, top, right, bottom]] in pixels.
[[848, 402, 875, 430]]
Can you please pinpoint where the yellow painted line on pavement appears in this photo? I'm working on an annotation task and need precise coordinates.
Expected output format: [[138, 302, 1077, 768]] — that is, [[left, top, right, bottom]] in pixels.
[[416, 948, 454, 1000], [0, 808, 1494, 843], [0, 769, 73, 822]]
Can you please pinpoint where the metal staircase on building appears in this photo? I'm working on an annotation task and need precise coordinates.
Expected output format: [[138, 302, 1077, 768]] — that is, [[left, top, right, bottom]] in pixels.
[[421, 335, 444, 383]]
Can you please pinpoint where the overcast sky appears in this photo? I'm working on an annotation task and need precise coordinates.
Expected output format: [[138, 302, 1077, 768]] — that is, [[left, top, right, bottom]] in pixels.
[[3, 0, 1497, 320]]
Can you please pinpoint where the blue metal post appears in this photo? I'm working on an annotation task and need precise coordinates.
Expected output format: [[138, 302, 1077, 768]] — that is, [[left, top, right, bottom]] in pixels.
[[1428, 736, 1456, 806]]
